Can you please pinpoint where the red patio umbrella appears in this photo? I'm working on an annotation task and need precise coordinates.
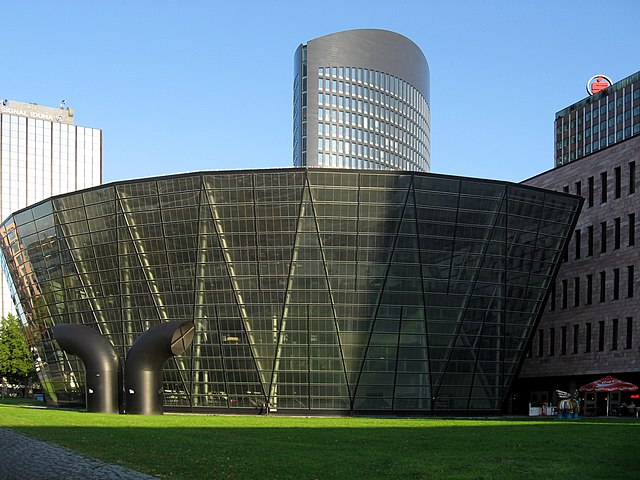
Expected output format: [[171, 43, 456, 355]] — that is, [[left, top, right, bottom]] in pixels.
[[579, 376, 638, 416], [579, 375, 638, 392]]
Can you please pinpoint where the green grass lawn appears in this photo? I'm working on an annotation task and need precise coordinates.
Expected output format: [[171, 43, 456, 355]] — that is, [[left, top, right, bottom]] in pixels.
[[1, 401, 638, 479]]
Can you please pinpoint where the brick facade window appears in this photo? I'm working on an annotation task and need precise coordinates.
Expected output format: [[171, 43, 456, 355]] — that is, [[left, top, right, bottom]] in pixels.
[[538, 329, 544, 357], [598, 321, 605, 351]]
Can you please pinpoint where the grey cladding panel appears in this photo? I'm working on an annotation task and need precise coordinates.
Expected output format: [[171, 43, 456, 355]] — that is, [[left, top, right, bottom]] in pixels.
[[307, 29, 430, 103]]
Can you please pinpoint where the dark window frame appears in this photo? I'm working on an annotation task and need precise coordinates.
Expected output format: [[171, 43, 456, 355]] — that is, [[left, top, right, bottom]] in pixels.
[[538, 329, 544, 357], [598, 320, 605, 352]]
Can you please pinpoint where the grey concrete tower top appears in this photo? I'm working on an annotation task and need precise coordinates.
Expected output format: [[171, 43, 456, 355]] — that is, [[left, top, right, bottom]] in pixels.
[[306, 29, 430, 104]]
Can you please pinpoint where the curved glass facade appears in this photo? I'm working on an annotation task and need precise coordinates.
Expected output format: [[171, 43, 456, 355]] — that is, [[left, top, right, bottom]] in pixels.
[[0, 168, 581, 415], [294, 29, 431, 173], [315, 66, 429, 171]]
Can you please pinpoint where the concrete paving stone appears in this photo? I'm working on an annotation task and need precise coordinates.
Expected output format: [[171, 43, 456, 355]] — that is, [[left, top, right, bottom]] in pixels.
[[0, 427, 158, 480]]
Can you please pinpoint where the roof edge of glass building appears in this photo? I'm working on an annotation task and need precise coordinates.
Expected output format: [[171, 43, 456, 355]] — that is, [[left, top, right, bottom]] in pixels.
[[555, 71, 640, 118], [2, 167, 581, 223]]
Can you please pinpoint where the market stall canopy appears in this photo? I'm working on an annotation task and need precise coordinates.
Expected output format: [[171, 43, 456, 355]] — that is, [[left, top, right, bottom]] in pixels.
[[579, 376, 639, 392]]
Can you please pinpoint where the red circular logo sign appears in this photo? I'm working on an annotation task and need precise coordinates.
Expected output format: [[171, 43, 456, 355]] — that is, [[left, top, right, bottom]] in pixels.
[[586, 75, 613, 95]]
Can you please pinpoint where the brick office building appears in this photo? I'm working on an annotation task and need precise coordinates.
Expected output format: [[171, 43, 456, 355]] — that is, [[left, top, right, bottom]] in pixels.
[[511, 72, 640, 415]]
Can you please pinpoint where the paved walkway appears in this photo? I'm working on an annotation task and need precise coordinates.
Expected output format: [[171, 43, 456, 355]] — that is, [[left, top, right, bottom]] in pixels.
[[0, 427, 157, 480]]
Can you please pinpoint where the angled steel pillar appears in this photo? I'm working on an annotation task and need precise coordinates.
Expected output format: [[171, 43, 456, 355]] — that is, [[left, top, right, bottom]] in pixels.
[[52, 324, 120, 414], [125, 320, 195, 415]]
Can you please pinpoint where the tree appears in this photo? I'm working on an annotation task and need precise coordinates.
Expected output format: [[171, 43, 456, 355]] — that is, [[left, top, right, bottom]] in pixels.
[[0, 314, 35, 384]]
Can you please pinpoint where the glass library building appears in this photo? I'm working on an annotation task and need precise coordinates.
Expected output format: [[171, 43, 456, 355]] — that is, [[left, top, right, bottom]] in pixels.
[[0, 168, 581, 415]]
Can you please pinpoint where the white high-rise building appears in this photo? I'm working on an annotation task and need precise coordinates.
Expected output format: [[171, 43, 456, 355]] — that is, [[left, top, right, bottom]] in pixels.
[[0, 100, 102, 316]]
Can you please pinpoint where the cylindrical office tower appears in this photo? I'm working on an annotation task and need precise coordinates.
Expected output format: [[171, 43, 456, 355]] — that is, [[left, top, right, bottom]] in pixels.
[[293, 29, 430, 172]]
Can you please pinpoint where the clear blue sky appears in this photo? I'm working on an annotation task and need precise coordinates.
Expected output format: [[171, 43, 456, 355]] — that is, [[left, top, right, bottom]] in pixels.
[[4, 0, 639, 184]]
